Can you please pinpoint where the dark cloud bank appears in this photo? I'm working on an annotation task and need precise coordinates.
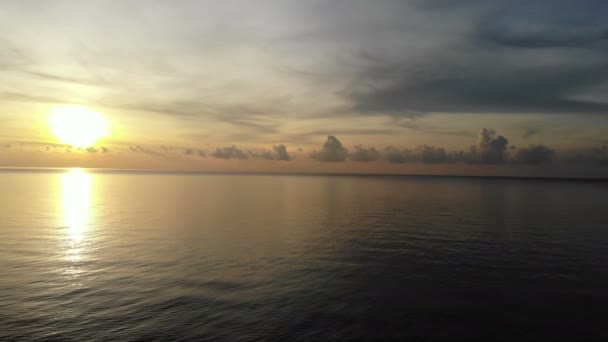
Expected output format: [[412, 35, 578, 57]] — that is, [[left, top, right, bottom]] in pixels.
[[212, 144, 291, 161], [344, 0, 608, 117], [309, 133, 605, 167]]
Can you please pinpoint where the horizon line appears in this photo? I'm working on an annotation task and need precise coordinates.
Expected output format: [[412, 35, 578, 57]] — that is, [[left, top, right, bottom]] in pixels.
[[1, 166, 607, 183]]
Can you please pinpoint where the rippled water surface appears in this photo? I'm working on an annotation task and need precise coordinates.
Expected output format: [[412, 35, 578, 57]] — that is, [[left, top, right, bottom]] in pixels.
[[1, 170, 608, 340]]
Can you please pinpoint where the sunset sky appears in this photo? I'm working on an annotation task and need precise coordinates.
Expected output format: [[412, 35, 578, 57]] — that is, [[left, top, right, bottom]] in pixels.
[[1, 0, 607, 177]]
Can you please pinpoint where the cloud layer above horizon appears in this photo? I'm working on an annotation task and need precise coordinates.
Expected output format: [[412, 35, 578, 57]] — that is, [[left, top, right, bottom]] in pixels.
[[0, 0, 607, 175]]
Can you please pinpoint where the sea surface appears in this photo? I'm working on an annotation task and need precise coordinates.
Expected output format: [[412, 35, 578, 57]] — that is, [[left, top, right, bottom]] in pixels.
[[1, 169, 608, 340]]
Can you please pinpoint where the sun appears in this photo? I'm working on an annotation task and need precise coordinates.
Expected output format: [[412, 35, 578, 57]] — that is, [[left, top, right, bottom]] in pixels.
[[48, 106, 110, 148]]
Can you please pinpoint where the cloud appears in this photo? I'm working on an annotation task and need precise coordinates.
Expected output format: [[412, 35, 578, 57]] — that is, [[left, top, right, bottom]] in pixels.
[[248, 144, 291, 161], [311, 136, 348, 162], [477, 1, 608, 49], [418, 145, 449, 164], [273, 144, 290, 161], [522, 127, 540, 139], [248, 150, 273, 160], [184, 148, 206, 157], [590, 146, 608, 165], [381, 128, 510, 164], [130, 145, 145, 153], [2, 0, 607, 160], [212, 145, 248, 159], [383, 145, 453, 164], [344, 1, 608, 117], [474, 128, 509, 164], [512, 145, 556, 165], [350, 145, 381, 162], [128, 145, 166, 157], [563, 146, 608, 166], [384, 146, 413, 164]]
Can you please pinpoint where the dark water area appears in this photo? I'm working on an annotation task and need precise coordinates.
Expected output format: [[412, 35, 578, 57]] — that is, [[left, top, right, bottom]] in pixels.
[[1, 170, 608, 340]]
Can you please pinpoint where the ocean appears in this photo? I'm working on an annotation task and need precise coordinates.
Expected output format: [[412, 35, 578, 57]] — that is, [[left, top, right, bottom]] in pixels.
[[1, 169, 608, 340]]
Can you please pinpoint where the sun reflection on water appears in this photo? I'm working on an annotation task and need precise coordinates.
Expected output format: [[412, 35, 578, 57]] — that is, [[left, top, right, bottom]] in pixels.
[[61, 169, 93, 269]]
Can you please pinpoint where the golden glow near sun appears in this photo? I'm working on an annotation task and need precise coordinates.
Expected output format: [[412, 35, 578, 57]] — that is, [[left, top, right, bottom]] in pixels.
[[49, 106, 110, 148]]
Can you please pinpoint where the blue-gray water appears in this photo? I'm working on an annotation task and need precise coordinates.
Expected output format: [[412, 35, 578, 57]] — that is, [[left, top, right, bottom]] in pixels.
[[1, 170, 608, 340]]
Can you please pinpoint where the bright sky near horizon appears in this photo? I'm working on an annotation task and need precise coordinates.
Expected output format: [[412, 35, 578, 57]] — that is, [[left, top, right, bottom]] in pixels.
[[1, 0, 607, 177]]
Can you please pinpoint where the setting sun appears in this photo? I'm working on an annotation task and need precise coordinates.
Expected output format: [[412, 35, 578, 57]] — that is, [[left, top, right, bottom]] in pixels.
[[48, 106, 110, 148]]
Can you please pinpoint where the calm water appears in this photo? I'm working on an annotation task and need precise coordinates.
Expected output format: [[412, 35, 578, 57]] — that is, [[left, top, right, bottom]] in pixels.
[[1, 170, 608, 340]]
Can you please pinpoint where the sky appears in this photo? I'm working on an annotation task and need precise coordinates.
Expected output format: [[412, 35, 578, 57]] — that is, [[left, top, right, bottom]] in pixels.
[[1, 0, 607, 177]]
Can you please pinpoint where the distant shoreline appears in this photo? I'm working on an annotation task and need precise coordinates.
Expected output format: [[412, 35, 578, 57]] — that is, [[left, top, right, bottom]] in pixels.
[[1, 166, 607, 183]]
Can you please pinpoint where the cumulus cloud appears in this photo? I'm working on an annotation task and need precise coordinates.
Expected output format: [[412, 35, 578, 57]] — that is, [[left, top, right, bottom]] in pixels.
[[247, 144, 291, 161], [384, 146, 413, 164], [212, 145, 248, 159], [273, 144, 290, 161], [379, 129, 512, 164], [350, 145, 381, 162], [384, 145, 452, 164], [311, 136, 348, 162], [474, 128, 509, 164], [513, 145, 556, 165], [418, 145, 449, 164]]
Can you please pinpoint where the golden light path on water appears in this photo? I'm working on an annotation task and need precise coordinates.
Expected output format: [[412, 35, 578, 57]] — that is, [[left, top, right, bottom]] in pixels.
[[60, 168, 93, 269]]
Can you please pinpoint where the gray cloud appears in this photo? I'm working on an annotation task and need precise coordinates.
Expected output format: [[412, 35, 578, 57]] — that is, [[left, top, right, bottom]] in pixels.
[[311, 136, 348, 162], [563, 146, 608, 166], [474, 128, 509, 164], [350, 145, 380, 162], [212, 146, 248, 160], [248, 151, 273, 160], [590, 146, 608, 165], [184, 148, 206, 158], [522, 127, 541, 139], [384, 147, 413, 164], [381, 128, 510, 164], [128, 145, 166, 157], [273, 144, 290, 161], [248, 144, 291, 161], [418, 145, 449, 164], [345, 1, 608, 117], [384, 145, 455, 164], [513, 145, 556, 165]]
